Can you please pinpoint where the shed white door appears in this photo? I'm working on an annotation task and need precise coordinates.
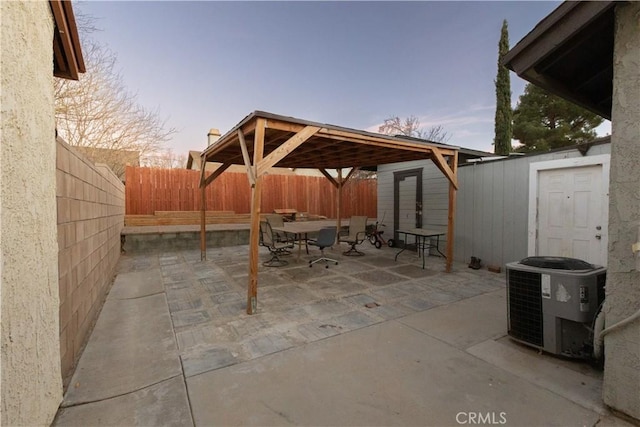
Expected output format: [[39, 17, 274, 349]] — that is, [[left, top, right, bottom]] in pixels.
[[537, 165, 605, 265]]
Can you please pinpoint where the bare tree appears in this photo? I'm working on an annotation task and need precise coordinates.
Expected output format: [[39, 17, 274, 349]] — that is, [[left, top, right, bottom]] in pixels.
[[378, 115, 450, 143], [54, 38, 177, 177], [143, 150, 187, 169]]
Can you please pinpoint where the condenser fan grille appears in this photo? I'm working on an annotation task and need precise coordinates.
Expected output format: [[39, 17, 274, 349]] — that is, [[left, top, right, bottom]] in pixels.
[[508, 269, 543, 346]]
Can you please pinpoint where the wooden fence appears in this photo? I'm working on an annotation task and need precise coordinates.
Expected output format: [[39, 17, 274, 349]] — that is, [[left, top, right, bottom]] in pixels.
[[125, 166, 377, 218]]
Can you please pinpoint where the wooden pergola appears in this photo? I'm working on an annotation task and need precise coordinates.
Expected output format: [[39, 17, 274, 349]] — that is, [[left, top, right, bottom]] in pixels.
[[199, 111, 459, 314]]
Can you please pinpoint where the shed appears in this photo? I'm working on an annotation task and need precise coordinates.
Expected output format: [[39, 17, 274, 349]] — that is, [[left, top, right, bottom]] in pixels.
[[377, 145, 493, 255]]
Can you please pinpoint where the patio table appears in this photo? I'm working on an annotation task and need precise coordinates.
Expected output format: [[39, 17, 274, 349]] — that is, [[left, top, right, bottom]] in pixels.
[[272, 220, 350, 260], [394, 228, 446, 269]]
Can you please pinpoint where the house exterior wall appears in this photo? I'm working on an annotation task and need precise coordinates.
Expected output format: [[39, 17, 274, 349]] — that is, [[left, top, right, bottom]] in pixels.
[[56, 140, 125, 384], [603, 2, 640, 420], [454, 144, 610, 268], [0, 2, 61, 425]]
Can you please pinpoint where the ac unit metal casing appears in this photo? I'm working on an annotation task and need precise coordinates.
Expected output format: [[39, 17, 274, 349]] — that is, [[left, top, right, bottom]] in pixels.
[[506, 257, 606, 359]]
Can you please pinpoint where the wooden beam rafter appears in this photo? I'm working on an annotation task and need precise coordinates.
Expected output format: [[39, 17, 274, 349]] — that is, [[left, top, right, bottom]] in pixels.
[[199, 154, 207, 188], [318, 128, 458, 156], [319, 169, 339, 188], [343, 167, 360, 184], [203, 162, 232, 188], [256, 126, 320, 177], [445, 151, 459, 273], [430, 148, 458, 189], [263, 118, 306, 133], [238, 129, 256, 186]]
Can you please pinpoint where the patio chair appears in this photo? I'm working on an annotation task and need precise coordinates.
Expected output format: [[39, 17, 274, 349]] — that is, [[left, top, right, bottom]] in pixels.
[[308, 227, 338, 268], [339, 216, 368, 256], [265, 213, 306, 254], [259, 220, 294, 267], [265, 214, 286, 240]]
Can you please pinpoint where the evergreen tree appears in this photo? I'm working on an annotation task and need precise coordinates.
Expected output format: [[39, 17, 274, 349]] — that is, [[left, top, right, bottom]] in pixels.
[[512, 84, 604, 153], [494, 19, 512, 155]]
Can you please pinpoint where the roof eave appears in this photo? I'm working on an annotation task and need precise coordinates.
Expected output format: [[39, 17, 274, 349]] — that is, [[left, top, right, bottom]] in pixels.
[[50, 0, 85, 80], [502, 1, 614, 73], [502, 1, 615, 120]]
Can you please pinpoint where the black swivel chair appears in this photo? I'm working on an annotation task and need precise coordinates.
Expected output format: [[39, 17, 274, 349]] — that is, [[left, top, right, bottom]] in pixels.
[[308, 227, 338, 268]]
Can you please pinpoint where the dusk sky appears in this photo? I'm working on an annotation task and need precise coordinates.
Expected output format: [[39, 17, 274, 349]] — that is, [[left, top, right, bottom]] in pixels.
[[77, 1, 610, 157]]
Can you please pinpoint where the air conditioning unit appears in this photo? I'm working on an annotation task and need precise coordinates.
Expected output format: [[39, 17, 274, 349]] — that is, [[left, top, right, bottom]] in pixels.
[[506, 256, 606, 359]]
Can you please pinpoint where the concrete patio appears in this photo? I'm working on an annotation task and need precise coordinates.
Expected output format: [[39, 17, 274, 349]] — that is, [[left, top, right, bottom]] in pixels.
[[53, 241, 631, 426]]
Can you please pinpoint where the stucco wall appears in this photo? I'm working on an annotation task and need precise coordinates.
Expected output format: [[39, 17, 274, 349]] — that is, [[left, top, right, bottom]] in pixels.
[[57, 140, 125, 384], [603, 2, 640, 420], [0, 2, 61, 425]]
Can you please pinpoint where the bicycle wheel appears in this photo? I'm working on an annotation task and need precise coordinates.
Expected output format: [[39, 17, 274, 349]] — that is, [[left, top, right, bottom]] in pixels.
[[368, 234, 377, 245]]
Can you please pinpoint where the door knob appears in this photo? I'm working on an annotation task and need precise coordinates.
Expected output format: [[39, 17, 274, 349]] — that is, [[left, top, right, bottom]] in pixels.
[[595, 234, 602, 240]]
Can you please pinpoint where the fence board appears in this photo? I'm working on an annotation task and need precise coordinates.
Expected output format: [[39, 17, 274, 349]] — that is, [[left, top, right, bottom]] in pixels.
[[125, 166, 376, 219]]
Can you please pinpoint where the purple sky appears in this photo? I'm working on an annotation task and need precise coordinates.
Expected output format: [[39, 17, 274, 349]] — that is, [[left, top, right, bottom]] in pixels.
[[78, 1, 610, 156]]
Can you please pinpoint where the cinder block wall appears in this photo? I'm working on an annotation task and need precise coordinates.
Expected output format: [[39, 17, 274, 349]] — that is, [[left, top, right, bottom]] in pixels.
[[56, 139, 125, 383]]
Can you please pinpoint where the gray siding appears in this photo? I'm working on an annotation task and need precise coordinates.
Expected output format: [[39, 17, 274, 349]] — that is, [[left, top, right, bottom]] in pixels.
[[454, 143, 610, 268], [377, 159, 450, 252], [377, 143, 610, 268]]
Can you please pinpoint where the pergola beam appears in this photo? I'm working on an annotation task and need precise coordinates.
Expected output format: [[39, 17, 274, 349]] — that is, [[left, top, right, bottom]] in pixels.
[[319, 168, 339, 188], [238, 129, 256, 186], [344, 166, 360, 183], [256, 126, 320, 177], [430, 148, 458, 189], [318, 128, 458, 156], [203, 162, 232, 188]]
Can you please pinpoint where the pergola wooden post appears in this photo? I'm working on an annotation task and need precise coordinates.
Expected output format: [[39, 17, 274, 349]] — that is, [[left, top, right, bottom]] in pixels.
[[336, 169, 343, 239], [246, 122, 320, 314], [199, 160, 231, 261], [200, 155, 207, 261], [318, 167, 361, 243], [246, 119, 266, 314], [445, 151, 458, 273]]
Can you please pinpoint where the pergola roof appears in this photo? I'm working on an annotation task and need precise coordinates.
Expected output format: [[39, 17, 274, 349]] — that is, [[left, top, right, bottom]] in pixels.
[[201, 111, 459, 180]]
